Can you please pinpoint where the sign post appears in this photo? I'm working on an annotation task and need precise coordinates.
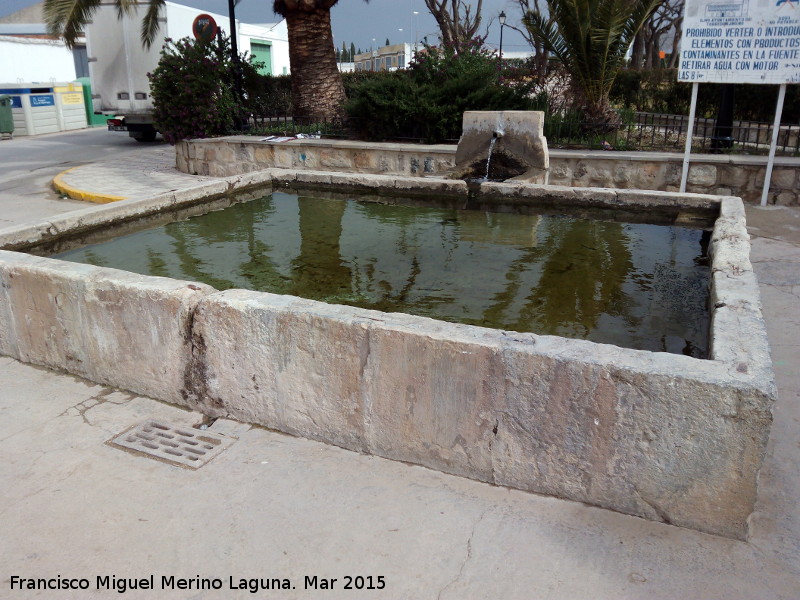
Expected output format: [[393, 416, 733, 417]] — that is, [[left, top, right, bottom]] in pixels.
[[680, 82, 699, 193], [678, 0, 799, 202], [761, 83, 787, 206]]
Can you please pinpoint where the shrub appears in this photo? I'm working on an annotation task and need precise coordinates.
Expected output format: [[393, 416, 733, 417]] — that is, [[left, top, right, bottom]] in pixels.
[[345, 38, 540, 143], [149, 35, 259, 144], [244, 73, 292, 116]]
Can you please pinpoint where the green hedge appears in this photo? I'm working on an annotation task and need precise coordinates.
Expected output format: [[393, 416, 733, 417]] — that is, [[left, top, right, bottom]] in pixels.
[[344, 40, 539, 143], [611, 69, 800, 122]]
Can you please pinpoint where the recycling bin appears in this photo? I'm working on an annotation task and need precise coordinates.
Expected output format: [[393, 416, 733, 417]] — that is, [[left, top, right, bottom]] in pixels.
[[0, 82, 87, 136], [0, 95, 13, 138]]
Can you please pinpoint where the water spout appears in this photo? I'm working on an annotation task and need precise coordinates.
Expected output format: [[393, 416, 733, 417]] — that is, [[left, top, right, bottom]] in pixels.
[[453, 111, 549, 183], [484, 136, 498, 181]]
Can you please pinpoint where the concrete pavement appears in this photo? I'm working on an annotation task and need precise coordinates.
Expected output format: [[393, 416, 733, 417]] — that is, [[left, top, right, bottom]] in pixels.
[[52, 146, 219, 203], [0, 131, 798, 599]]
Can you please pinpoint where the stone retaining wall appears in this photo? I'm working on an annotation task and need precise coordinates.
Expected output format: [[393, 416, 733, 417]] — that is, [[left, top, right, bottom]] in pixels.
[[0, 173, 776, 540], [176, 137, 800, 206]]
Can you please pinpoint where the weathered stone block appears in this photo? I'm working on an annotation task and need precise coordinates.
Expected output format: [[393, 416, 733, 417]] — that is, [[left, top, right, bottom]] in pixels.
[[327, 172, 396, 192], [353, 151, 374, 171], [688, 164, 717, 186], [572, 161, 590, 182], [235, 143, 254, 162], [0, 254, 98, 377], [253, 145, 275, 165], [664, 162, 682, 186], [273, 148, 294, 169], [215, 144, 236, 163], [588, 167, 613, 186], [319, 149, 353, 169], [0, 262, 18, 359], [771, 168, 796, 189], [613, 164, 633, 184], [718, 165, 752, 188], [0, 222, 55, 251], [296, 171, 332, 186], [363, 318, 501, 481], [192, 290, 369, 452], [549, 164, 571, 180], [494, 338, 771, 540], [293, 149, 318, 170], [394, 176, 467, 196], [0, 251, 215, 404]]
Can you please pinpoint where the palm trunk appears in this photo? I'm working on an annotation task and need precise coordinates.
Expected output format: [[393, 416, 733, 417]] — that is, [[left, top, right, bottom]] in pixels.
[[285, 7, 346, 119]]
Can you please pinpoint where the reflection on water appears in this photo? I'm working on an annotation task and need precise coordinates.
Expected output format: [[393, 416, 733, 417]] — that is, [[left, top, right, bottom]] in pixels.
[[53, 191, 710, 356]]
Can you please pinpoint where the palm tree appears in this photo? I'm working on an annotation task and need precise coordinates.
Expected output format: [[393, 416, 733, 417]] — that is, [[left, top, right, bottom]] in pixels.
[[523, 0, 660, 128], [272, 0, 351, 120], [44, 0, 361, 120], [43, 0, 163, 49]]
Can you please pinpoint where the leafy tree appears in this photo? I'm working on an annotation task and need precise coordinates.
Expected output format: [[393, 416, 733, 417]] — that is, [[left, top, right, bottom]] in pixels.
[[524, 0, 660, 128], [148, 35, 261, 144], [424, 0, 484, 53], [510, 0, 550, 78], [630, 0, 684, 69], [350, 42, 356, 59]]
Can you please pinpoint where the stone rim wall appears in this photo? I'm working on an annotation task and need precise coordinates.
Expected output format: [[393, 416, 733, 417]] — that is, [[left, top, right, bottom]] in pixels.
[[175, 136, 800, 206], [0, 171, 776, 540]]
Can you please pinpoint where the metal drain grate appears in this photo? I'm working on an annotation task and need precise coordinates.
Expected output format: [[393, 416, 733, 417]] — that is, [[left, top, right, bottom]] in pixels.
[[108, 419, 235, 469]]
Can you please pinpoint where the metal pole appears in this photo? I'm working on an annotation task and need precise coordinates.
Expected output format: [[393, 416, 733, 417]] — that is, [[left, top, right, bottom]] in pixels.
[[227, 0, 244, 130], [711, 84, 735, 153], [499, 23, 504, 62], [227, 0, 239, 58], [680, 82, 699, 194], [761, 84, 787, 206]]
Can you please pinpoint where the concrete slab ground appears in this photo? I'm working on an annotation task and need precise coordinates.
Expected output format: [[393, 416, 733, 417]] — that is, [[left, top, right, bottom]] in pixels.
[[0, 138, 798, 598]]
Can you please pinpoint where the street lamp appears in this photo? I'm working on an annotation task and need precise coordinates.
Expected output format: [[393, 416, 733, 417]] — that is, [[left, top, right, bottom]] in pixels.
[[498, 11, 506, 63], [413, 11, 419, 57]]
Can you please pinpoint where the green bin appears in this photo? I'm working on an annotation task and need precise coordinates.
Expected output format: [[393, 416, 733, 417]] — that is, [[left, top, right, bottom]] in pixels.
[[76, 77, 107, 127], [0, 95, 13, 137]]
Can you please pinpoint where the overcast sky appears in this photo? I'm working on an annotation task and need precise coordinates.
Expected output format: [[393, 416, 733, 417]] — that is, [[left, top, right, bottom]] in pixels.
[[0, 0, 531, 54]]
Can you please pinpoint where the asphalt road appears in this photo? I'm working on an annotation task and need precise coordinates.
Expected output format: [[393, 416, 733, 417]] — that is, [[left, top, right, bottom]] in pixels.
[[0, 127, 166, 227]]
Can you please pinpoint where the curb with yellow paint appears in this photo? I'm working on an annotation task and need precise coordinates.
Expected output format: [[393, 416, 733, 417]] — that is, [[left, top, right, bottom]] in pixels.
[[52, 167, 127, 204]]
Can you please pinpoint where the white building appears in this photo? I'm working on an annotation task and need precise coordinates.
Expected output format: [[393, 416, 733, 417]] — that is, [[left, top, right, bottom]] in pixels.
[[0, 35, 78, 83], [0, 1, 291, 83], [159, 3, 290, 76], [240, 21, 290, 76]]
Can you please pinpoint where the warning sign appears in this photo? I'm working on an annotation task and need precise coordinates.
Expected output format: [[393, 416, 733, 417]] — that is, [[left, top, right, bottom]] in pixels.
[[679, 0, 800, 84]]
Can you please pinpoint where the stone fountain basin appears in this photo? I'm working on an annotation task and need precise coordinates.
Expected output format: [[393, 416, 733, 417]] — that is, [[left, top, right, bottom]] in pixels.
[[0, 170, 774, 540]]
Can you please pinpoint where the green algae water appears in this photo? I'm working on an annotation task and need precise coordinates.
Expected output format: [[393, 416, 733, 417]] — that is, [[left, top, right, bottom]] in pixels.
[[53, 191, 711, 356]]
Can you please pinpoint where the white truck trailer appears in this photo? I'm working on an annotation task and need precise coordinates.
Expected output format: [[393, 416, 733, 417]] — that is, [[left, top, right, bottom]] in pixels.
[[84, 1, 290, 141]]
